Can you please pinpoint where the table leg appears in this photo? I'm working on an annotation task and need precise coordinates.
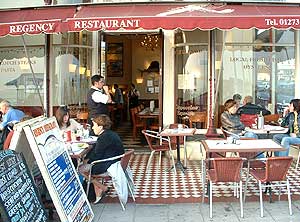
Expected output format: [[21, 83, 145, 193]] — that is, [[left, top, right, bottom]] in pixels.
[[183, 136, 187, 168], [175, 136, 187, 173]]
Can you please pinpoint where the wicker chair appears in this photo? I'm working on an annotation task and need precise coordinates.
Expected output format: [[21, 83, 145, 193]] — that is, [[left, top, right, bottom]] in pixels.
[[246, 157, 293, 217], [264, 114, 280, 124], [292, 144, 300, 169], [142, 130, 176, 174], [130, 107, 146, 139], [205, 157, 245, 218], [188, 111, 207, 128], [76, 112, 89, 124], [85, 149, 135, 210]]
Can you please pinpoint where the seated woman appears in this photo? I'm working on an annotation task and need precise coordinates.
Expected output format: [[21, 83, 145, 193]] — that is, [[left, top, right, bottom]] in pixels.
[[221, 99, 257, 139], [79, 114, 125, 204], [273, 99, 300, 156], [55, 106, 81, 134]]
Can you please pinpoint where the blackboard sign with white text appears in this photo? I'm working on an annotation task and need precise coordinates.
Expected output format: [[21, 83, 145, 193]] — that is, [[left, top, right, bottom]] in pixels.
[[0, 150, 47, 222]]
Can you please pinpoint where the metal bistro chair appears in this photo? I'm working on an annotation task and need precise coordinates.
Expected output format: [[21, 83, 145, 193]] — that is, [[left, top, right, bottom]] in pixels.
[[86, 149, 135, 210], [291, 144, 300, 169], [205, 157, 245, 218], [142, 130, 176, 174], [246, 156, 293, 217]]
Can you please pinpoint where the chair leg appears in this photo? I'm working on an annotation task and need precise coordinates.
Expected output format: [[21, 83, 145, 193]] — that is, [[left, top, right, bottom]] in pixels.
[[240, 181, 244, 218], [287, 179, 293, 216], [209, 181, 213, 218], [127, 181, 136, 202], [244, 161, 251, 203], [112, 180, 125, 211], [296, 148, 300, 169], [259, 181, 264, 217], [201, 159, 206, 203], [146, 151, 155, 173], [278, 181, 282, 201], [169, 151, 177, 175], [159, 151, 162, 168]]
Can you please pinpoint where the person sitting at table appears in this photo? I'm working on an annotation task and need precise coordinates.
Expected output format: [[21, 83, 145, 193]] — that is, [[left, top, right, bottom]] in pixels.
[[273, 98, 300, 156], [233, 93, 242, 108], [0, 100, 25, 130], [55, 106, 81, 134], [79, 114, 125, 204], [221, 99, 258, 139], [0, 100, 25, 149], [237, 95, 271, 116]]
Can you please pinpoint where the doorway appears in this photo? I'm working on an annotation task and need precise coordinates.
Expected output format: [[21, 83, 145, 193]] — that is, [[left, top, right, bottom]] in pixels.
[[99, 32, 163, 146]]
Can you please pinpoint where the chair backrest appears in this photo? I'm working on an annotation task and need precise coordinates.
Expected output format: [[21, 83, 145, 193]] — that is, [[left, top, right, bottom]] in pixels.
[[240, 114, 257, 127], [265, 157, 293, 182], [142, 130, 171, 151], [130, 107, 138, 125], [212, 157, 244, 182], [120, 149, 134, 170], [188, 111, 207, 128], [220, 127, 240, 139], [77, 112, 88, 120], [264, 114, 280, 124]]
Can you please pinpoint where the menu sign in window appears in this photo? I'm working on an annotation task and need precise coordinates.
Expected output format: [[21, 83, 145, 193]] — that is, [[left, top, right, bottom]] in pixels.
[[0, 150, 47, 222]]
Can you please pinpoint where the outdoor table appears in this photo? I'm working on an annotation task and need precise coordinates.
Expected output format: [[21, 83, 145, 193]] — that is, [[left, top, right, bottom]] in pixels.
[[137, 107, 160, 119], [201, 139, 286, 202], [202, 139, 286, 154], [160, 127, 196, 173], [66, 136, 97, 168], [246, 125, 288, 138]]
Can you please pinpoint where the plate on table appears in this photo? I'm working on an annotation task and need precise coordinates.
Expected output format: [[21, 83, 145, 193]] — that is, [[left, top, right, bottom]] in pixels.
[[71, 143, 89, 151]]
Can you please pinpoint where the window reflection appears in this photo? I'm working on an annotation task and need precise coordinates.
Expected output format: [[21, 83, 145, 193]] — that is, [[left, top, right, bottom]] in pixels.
[[175, 45, 208, 124]]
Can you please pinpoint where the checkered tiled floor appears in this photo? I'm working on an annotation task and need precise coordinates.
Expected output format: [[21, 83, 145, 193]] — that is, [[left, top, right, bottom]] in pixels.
[[103, 153, 300, 204], [103, 121, 300, 204]]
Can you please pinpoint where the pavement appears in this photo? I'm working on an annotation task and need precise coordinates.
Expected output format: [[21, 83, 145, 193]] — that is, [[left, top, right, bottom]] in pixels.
[[91, 200, 300, 222]]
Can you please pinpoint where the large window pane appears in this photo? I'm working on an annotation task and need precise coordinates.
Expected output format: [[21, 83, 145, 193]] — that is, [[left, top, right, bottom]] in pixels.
[[52, 46, 92, 106], [218, 29, 295, 115], [175, 44, 208, 124], [0, 47, 45, 106]]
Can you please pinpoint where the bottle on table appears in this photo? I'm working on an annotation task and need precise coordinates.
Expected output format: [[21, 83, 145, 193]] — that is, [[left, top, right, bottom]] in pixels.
[[257, 111, 264, 129]]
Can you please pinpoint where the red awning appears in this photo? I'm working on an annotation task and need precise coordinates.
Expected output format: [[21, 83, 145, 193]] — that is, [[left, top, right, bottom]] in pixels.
[[67, 4, 300, 32], [1, 3, 300, 37], [0, 7, 76, 37]]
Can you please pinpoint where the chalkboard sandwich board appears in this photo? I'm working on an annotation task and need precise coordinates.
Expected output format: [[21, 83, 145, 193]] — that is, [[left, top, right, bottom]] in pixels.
[[0, 150, 47, 222]]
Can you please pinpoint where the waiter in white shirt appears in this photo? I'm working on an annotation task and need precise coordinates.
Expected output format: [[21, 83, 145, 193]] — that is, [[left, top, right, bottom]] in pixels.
[[87, 75, 112, 126]]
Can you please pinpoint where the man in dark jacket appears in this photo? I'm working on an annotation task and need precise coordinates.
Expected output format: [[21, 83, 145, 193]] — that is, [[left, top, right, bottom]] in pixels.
[[237, 95, 271, 116]]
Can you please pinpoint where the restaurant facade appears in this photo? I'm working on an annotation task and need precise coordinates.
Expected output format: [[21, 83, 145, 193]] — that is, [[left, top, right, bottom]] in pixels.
[[0, 1, 300, 128]]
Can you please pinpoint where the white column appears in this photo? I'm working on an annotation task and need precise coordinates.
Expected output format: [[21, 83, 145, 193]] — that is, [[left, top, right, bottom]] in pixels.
[[295, 30, 300, 98], [92, 32, 99, 76], [163, 30, 175, 126]]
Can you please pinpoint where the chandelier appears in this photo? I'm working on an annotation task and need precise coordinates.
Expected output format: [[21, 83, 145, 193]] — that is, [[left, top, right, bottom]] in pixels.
[[140, 35, 159, 51]]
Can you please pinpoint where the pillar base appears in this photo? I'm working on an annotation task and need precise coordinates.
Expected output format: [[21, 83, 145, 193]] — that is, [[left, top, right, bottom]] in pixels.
[[205, 127, 219, 138]]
